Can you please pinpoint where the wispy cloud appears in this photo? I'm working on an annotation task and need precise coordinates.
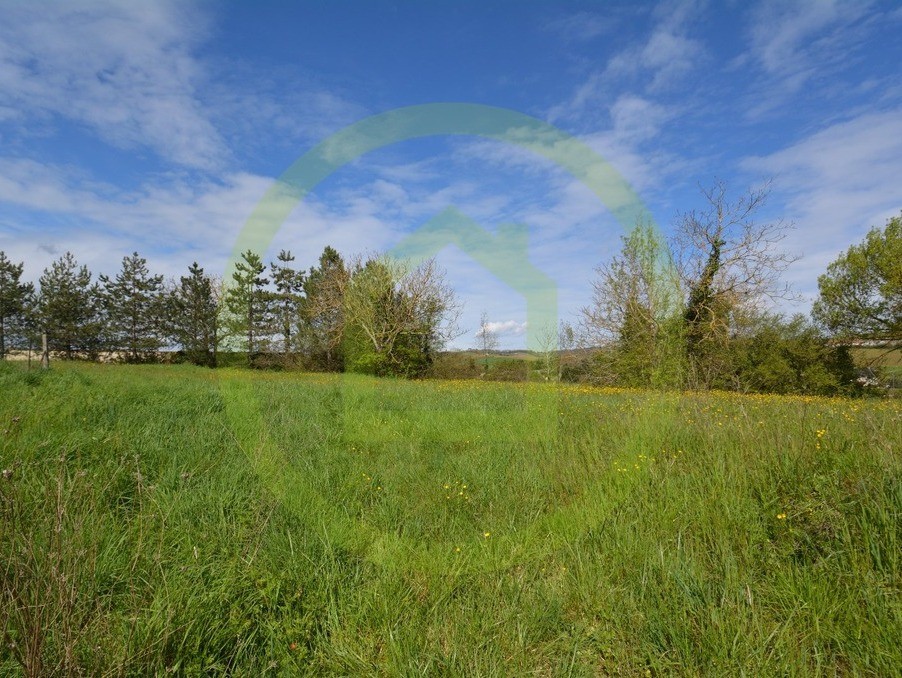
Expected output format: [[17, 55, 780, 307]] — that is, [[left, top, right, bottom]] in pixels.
[[545, 11, 620, 43], [743, 109, 902, 304], [737, 0, 899, 118], [204, 61, 367, 163], [549, 0, 704, 123], [0, 0, 227, 170], [0, 156, 408, 281], [627, 0, 706, 88], [0, 1, 370, 174], [746, 0, 865, 81]]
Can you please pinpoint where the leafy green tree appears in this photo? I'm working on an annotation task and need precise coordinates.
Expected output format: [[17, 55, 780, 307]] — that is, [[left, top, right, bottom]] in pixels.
[[269, 250, 305, 360], [302, 246, 348, 371], [38, 252, 102, 359], [226, 250, 271, 363], [812, 214, 901, 340], [0, 251, 34, 358], [169, 262, 221, 367], [99, 252, 165, 362], [582, 222, 684, 388], [343, 255, 458, 377]]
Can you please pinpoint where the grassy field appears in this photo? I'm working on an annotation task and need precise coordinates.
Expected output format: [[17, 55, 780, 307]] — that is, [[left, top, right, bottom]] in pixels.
[[1, 362, 899, 675], [851, 347, 902, 368], [852, 348, 902, 386]]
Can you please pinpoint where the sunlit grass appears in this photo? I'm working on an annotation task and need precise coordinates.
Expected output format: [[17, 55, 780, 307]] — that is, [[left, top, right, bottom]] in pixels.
[[1, 361, 899, 674]]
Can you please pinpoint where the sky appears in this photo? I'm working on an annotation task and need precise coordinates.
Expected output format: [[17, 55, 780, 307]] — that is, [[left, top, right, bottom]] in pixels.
[[1, 0, 900, 349]]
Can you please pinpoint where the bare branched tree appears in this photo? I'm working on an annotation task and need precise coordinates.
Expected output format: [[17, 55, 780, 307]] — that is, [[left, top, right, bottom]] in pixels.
[[476, 311, 499, 376], [535, 321, 574, 382], [674, 181, 799, 307], [674, 180, 800, 386]]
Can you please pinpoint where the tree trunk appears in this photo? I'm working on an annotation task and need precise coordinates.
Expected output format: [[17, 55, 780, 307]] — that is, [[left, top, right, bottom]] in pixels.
[[40, 331, 50, 369]]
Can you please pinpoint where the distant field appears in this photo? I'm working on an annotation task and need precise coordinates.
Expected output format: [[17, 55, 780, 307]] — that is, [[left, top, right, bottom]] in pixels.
[[1, 363, 900, 675], [852, 347, 902, 370]]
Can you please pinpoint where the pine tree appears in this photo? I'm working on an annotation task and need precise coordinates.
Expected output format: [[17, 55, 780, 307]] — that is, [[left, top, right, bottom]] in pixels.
[[226, 250, 271, 363], [302, 246, 347, 370], [269, 250, 305, 360], [169, 262, 220, 367], [38, 252, 102, 359], [100, 252, 165, 362], [0, 251, 34, 359]]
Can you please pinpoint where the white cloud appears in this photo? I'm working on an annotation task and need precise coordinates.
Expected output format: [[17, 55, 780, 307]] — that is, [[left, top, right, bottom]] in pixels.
[[641, 29, 701, 89], [549, 0, 703, 123], [0, 155, 413, 283], [747, 0, 860, 78], [607, 94, 670, 144], [743, 109, 902, 306], [476, 320, 528, 337], [0, 0, 226, 169], [737, 0, 900, 117]]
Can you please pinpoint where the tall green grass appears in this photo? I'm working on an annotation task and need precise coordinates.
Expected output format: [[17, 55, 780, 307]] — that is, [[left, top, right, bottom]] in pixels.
[[1, 362, 899, 675]]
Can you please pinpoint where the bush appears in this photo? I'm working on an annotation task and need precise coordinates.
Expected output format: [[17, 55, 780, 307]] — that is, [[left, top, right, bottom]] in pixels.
[[732, 315, 857, 395], [425, 353, 480, 380], [485, 358, 530, 382]]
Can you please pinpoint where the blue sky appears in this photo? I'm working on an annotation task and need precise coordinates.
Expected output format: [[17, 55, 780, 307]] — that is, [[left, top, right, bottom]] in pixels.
[[1, 0, 900, 348]]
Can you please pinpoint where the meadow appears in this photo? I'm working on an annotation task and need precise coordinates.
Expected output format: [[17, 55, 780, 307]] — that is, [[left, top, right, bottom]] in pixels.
[[0, 362, 899, 676]]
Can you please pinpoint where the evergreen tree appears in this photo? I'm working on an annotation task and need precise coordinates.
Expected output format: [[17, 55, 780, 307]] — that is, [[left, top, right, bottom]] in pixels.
[[302, 246, 347, 370], [269, 250, 305, 360], [169, 262, 220, 367], [0, 251, 34, 358], [38, 252, 102, 359], [226, 250, 271, 363], [99, 252, 165, 362]]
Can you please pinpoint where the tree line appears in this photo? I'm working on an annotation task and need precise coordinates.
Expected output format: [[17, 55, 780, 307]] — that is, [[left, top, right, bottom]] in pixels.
[[0, 182, 898, 392], [564, 184, 900, 394], [0, 245, 459, 377]]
